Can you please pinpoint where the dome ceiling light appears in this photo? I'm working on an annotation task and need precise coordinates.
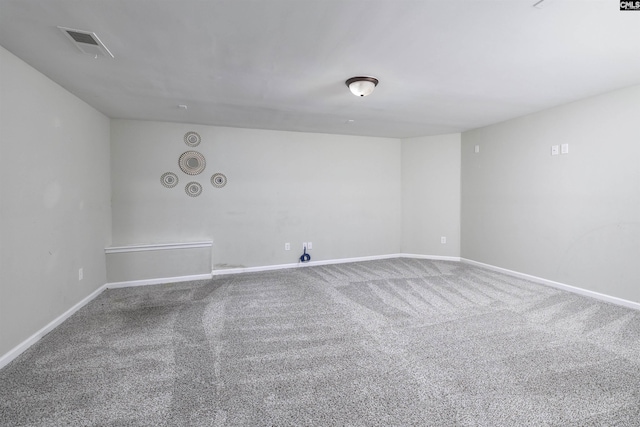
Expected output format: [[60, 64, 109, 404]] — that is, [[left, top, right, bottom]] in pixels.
[[345, 76, 379, 97]]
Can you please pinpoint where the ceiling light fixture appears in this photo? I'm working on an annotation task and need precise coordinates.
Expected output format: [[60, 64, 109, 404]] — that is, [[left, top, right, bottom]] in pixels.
[[345, 76, 379, 97]]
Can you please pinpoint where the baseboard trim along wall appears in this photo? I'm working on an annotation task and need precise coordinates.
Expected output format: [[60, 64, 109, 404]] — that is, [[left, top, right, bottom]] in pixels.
[[0, 271, 213, 371], [4, 254, 638, 371], [106, 273, 214, 289], [210, 253, 462, 276], [0, 283, 108, 370], [461, 258, 640, 312]]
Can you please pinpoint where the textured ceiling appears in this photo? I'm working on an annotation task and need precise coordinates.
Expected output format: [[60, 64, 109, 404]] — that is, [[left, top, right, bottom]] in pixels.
[[1, 0, 639, 138]]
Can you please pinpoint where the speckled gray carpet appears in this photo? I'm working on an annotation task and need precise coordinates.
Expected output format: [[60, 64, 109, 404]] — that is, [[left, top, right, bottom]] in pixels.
[[1, 259, 640, 426]]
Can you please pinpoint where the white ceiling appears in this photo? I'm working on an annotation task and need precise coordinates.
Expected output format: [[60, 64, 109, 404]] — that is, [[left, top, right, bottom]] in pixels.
[[1, 0, 639, 138]]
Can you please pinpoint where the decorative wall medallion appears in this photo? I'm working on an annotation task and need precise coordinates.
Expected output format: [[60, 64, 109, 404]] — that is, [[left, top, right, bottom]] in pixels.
[[185, 182, 202, 197], [179, 151, 206, 175], [184, 131, 201, 147], [160, 172, 179, 188], [210, 173, 227, 188]]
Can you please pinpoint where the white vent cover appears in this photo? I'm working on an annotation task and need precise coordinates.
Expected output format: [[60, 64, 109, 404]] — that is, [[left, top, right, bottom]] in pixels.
[[58, 26, 114, 58]]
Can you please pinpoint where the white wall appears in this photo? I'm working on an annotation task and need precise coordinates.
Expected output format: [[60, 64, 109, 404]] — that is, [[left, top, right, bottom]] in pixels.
[[4, 37, 637, 363], [0, 45, 111, 357], [110, 120, 401, 277], [401, 134, 461, 257], [461, 85, 640, 303]]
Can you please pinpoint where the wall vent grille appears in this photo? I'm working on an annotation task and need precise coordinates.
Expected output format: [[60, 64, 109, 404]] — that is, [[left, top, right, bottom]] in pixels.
[[58, 26, 114, 58]]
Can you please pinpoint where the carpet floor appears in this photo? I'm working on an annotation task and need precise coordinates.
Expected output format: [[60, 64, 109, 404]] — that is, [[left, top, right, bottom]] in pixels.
[[1, 258, 640, 426]]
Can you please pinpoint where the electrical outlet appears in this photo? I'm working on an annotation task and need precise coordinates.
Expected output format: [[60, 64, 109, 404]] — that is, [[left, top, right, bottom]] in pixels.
[[302, 242, 307, 250], [79, 268, 83, 280], [551, 145, 559, 156], [285, 243, 290, 251], [441, 237, 447, 244], [307, 242, 312, 250], [474, 145, 480, 153]]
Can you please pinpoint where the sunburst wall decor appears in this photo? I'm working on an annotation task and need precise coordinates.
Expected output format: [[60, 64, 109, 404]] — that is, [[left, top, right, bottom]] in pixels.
[[160, 172, 179, 188], [185, 181, 202, 197], [184, 131, 201, 147], [179, 151, 206, 175], [210, 173, 227, 188]]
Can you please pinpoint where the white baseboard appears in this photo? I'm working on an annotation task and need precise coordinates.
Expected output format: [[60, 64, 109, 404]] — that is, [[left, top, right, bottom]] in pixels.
[[105, 273, 213, 289], [0, 273, 214, 371], [400, 253, 461, 262], [6, 254, 634, 371], [210, 253, 461, 276], [461, 258, 640, 311], [0, 283, 108, 371], [211, 254, 401, 276]]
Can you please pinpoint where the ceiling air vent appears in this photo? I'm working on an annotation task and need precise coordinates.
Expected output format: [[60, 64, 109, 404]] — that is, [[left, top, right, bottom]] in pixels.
[[58, 26, 114, 58]]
